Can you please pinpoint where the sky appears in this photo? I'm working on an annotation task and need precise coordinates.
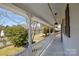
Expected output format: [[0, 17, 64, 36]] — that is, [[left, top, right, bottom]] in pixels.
[[0, 7, 27, 26]]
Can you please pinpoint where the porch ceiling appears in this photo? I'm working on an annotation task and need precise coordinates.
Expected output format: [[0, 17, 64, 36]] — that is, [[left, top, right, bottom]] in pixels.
[[13, 3, 56, 26], [51, 3, 66, 24], [0, 3, 66, 26]]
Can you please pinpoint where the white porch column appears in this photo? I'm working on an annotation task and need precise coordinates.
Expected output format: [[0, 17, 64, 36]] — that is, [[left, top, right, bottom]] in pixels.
[[27, 15, 32, 56]]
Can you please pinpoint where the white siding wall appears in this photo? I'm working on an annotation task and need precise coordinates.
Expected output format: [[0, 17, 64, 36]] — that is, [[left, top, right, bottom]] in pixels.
[[63, 4, 79, 55]]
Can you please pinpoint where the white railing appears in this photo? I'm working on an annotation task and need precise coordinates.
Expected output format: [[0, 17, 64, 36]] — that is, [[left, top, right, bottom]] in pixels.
[[32, 34, 54, 56], [14, 34, 54, 56]]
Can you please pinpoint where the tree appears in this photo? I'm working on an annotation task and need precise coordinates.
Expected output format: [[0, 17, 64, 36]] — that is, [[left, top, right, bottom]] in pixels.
[[11, 30, 28, 47], [4, 25, 29, 47], [31, 21, 38, 40], [43, 25, 49, 36]]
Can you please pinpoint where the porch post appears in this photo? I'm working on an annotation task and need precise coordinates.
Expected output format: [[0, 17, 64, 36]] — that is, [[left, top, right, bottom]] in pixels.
[[27, 15, 32, 56]]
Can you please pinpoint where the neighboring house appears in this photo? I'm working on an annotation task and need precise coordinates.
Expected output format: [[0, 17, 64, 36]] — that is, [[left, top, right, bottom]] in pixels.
[[0, 30, 4, 37], [54, 24, 61, 31]]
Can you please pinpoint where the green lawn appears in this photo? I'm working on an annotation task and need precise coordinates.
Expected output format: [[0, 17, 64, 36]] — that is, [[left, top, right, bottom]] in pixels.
[[0, 45, 23, 56]]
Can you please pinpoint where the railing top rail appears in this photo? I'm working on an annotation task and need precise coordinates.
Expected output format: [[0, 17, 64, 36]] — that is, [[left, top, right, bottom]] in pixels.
[[32, 33, 53, 47]]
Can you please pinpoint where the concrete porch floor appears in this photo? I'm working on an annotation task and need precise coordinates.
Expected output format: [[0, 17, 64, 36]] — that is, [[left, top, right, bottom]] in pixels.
[[41, 37, 65, 56]]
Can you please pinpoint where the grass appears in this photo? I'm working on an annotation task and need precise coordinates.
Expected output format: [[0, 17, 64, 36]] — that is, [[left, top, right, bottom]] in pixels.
[[0, 45, 23, 56], [33, 32, 44, 42], [0, 32, 45, 56]]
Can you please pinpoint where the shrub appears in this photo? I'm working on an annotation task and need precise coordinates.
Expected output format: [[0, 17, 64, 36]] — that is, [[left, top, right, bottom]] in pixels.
[[11, 30, 28, 47]]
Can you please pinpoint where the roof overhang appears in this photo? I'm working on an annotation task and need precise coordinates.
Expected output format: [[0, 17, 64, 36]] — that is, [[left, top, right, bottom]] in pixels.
[[0, 3, 66, 27], [13, 3, 55, 27]]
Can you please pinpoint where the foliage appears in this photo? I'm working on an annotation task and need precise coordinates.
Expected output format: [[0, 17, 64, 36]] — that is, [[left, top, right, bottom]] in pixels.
[[0, 24, 36, 47], [0, 25, 5, 30], [4, 25, 25, 37], [50, 28, 53, 33], [4, 25, 28, 47], [43, 25, 49, 36], [11, 30, 28, 47]]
